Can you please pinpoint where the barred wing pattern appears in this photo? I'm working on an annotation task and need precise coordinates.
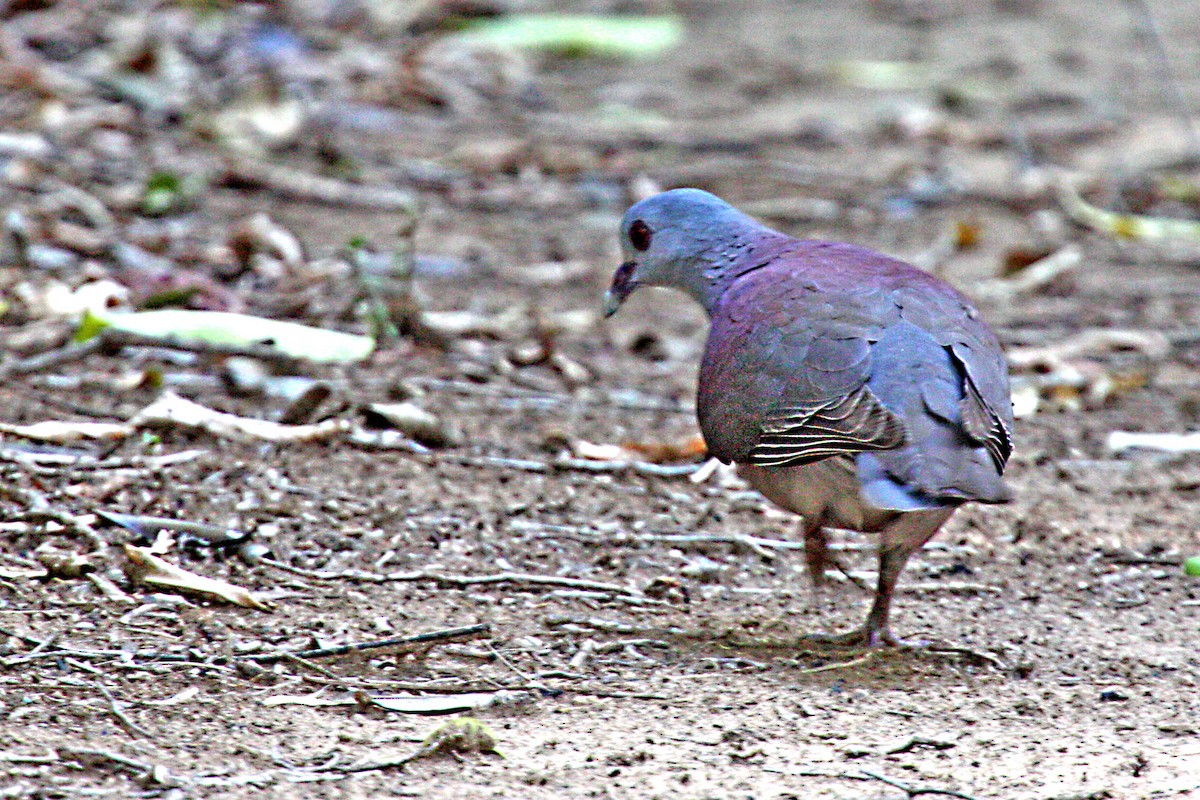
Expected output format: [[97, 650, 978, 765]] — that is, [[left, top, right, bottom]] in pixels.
[[747, 385, 907, 467]]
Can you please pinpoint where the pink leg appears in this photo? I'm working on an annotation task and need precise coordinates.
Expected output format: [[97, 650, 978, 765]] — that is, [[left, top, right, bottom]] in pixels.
[[802, 516, 830, 586], [811, 507, 955, 647]]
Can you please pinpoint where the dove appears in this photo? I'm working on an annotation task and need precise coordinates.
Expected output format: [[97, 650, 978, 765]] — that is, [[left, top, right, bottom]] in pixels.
[[605, 188, 1013, 645]]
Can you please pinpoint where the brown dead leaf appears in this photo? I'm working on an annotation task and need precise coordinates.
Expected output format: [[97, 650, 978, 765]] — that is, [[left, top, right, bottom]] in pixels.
[[619, 435, 708, 464], [122, 544, 272, 610]]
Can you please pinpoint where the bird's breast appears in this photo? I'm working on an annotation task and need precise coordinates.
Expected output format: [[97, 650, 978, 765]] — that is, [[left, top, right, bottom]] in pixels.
[[736, 459, 898, 533]]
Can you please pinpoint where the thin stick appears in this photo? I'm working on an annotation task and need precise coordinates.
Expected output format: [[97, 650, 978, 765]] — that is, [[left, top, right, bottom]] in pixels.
[[858, 769, 980, 800], [486, 642, 539, 685], [0, 338, 104, 378], [245, 623, 491, 665], [222, 154, 418, 213], [59, 747, 152, 776], [95, 682, 154, 738], [797, 652, 875, 674], [398, 570, 643, 597], [257, 559, 645, 598], [410, 377, 690, 414]]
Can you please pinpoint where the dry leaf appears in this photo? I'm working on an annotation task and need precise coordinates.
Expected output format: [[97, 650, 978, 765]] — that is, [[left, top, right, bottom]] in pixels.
[[262, 692, 355, 708], [132, 391, 349, 444], [1107, 431, 1200, 455], [123, 544, 272, 610], [0, 420, 133, 443], [146, 687, 201, 706]]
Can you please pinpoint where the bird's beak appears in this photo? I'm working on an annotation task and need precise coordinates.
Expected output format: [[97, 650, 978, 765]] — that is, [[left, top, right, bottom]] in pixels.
[[604, 260, 638, 317]]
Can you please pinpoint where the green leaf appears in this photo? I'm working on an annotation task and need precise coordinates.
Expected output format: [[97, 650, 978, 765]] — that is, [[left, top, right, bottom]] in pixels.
[[74, 309, 112, 343], [141, 171, 205, 217], [1185, 556, 1200, 577], [85, 310, 375, 363], [455, 14, 683, 59]]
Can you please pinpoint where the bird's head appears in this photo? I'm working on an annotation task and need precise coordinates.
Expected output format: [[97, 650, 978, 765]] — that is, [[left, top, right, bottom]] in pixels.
[[604, 188, 764, 317]]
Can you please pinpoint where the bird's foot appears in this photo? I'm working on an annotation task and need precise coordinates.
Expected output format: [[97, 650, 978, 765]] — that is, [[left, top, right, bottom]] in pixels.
[[803, 625, 922, 649]]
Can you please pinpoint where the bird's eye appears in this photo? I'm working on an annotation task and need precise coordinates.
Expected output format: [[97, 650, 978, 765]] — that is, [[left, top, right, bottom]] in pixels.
[[629, 219, 652, 251]]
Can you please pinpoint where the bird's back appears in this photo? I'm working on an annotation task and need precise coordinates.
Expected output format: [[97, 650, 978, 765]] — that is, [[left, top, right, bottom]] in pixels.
[[698, 240, 1013, 510]]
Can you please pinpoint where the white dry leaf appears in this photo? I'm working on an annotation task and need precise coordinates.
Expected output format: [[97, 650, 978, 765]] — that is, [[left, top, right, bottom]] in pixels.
[[688, 457, 723, 484], [0, 420, 133, 443], [1010, 382, 1041, 419], [0, 567, 47, 579], [146, 687, 201, 706], [422, 306, 596, 340], [132, 390, 349, 444], [367, 693, 500, 716], [43, 279, 131, 317], [89, 309, 374, 363], [568, 438, 631, 461], [423, 306, 529, 339], [363, 402, 456, 447], [262, 692, 356, 708], [211, 90, 305, 155], [977, 245, 1081, 300], [1107, 431, 1200, 455], [123, 543, 272, 611], [231, 213, 305, 273], [498, 260, 594, 287]]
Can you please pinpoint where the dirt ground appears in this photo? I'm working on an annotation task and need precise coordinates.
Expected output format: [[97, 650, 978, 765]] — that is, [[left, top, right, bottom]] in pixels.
[[3, 1, 1200, 798]]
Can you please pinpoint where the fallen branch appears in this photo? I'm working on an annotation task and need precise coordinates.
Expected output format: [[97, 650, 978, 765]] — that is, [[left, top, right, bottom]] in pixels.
[[222, 154, 418, 214], [257, 558, 647, 598], [245, 623, 492, 665], [858, 768, 979, 800]]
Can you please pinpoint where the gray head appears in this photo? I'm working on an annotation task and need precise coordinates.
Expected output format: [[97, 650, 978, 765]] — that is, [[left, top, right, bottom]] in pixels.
[[604, 188, 774, 317]]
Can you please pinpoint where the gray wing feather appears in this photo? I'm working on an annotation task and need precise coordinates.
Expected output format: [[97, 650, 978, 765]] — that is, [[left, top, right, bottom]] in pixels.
[[747, 385, 907, 467]]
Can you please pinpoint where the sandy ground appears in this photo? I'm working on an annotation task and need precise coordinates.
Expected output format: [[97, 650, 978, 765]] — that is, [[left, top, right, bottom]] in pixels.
[[3, 1, 1200, 798]]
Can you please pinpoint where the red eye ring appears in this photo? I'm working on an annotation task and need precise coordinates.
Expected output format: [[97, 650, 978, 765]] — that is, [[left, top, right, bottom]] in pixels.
[[629, 219, 652, 251]]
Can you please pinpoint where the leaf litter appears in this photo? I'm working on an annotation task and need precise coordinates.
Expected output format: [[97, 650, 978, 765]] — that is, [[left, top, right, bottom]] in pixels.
[[2, 1, 1200, 798]]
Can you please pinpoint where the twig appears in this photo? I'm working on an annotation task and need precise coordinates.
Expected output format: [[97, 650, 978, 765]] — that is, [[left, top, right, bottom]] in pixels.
[[0, 338, 104, 378], [902, 582, 1002, 595], [797, 652, 876, 674], [766, 768, 978, 800], [95, 682, 154, 738], [0, 634, 202, 665], [858, 769, 980, 800], [257, 558, 646, 598], [510, 519, 811, 559], [487, 642, 540, 686], [884, 735, 957, 755], [245, 623, 491, 665], [551, 457, 701, 478], [397, 570, 644, 597], [59, 746, 153, 776], [410, 377, 690, 414], [433, 452, 701, 478], [923, 644, 1007, 670], [221, 154, 418, 214], [276, 652, 348, 682], [11, 508, 108, 551], [640, 531, 781, 559], [22, 629, 63, 659]]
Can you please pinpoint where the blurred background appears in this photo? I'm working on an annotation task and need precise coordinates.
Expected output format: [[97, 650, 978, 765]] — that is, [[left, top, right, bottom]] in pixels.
[[3, 2, 1200, 798]]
